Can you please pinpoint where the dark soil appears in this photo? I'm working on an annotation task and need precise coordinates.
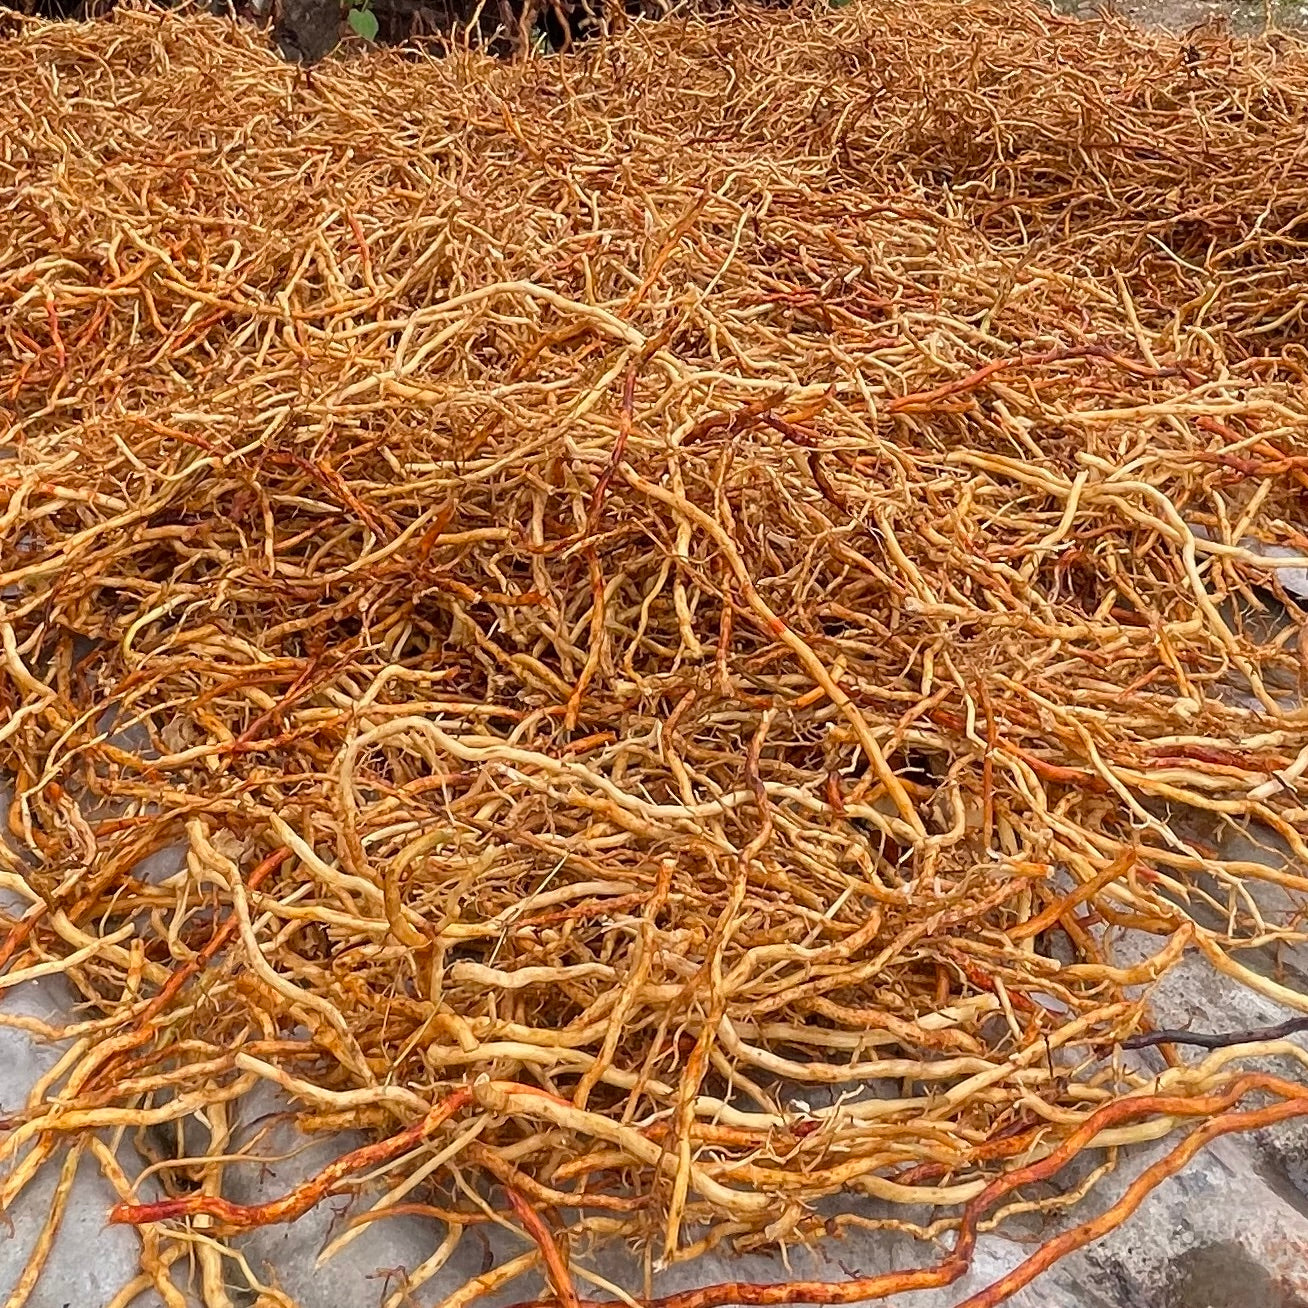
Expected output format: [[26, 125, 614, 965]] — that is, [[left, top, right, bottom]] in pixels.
[[0, 0, 720, 58]]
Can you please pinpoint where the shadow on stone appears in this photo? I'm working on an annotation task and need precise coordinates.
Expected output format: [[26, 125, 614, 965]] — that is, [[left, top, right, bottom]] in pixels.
[[1165, 1243, 1308, 1308]]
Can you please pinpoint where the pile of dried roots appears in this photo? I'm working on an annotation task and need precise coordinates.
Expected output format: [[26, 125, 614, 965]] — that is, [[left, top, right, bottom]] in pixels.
[[5, 2, 1308, 1304]]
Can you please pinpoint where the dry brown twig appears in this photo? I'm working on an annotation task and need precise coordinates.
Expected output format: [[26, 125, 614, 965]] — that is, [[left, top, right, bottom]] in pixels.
[[3, 1, 1308, 1305]]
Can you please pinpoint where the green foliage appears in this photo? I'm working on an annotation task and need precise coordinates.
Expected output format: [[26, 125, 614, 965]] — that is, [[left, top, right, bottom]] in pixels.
[[346, 1, 378, 40]]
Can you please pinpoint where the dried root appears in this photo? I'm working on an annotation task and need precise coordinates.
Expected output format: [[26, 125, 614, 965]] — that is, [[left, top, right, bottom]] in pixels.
[[4, 2, 1308, 1305]]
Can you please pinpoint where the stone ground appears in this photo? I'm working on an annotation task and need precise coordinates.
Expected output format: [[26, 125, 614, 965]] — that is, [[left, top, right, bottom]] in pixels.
[[1073, 0, 1308, 29], [4, 3, 1308, 1305]]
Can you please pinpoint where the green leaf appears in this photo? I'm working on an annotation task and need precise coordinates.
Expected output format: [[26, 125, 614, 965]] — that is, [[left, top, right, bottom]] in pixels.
[[348, 7, 379, 40], [828, 0, 853, 8]]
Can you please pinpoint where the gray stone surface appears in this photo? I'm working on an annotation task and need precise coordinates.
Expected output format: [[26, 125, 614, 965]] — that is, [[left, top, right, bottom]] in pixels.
[[0, 979, 147, 1308], [226, 1084, 441, 1307], [1062, 0, 1308, 32]]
